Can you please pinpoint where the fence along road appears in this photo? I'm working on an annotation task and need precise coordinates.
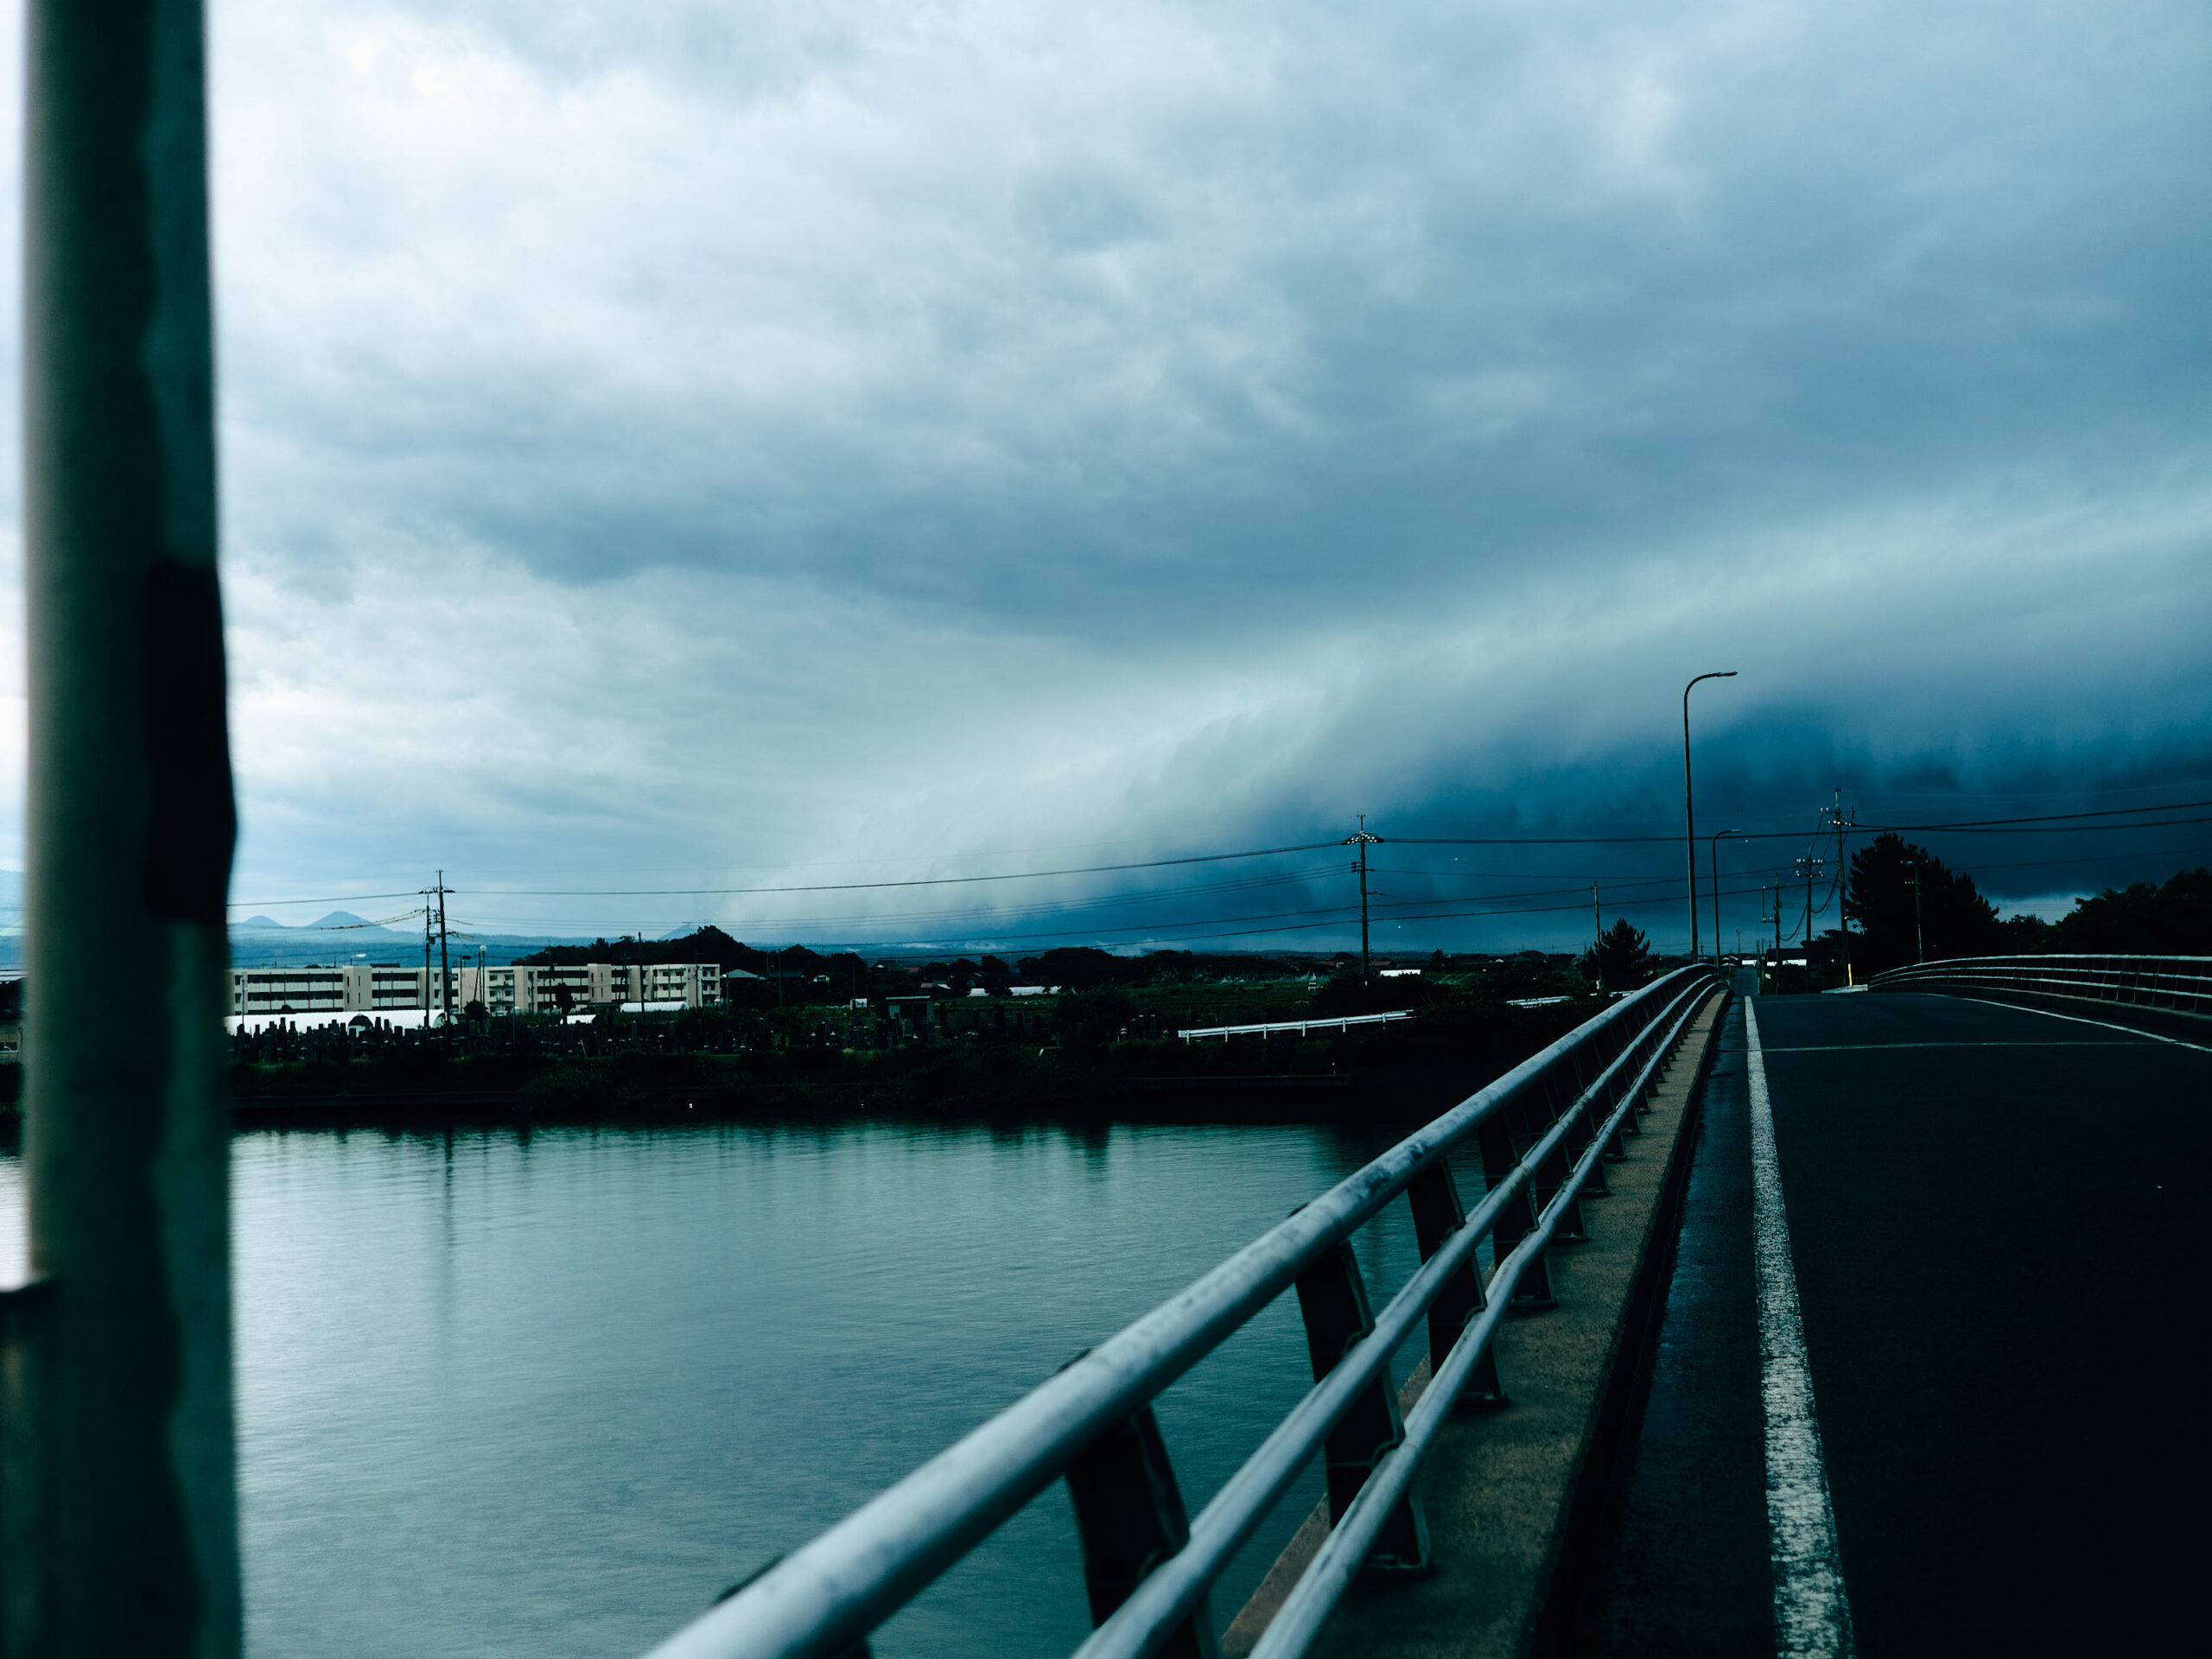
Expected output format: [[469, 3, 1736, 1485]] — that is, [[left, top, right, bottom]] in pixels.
[[644, 966, 1720, 1659], [1589, 972, 2210, 1654]]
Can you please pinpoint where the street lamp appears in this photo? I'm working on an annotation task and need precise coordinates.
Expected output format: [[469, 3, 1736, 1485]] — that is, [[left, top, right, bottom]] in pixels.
[[1682, 671, 1738, 961], [1711, 828, 1738, 963]]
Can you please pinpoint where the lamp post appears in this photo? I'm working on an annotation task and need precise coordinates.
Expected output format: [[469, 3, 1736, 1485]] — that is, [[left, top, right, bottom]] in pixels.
[[1681, 671, 1738, 961], [1710, 828, 1738, 963]]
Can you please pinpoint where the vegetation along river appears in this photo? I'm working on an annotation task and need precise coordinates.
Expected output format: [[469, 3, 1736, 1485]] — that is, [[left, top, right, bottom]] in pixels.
[[0, 1117, 1444, 1658]]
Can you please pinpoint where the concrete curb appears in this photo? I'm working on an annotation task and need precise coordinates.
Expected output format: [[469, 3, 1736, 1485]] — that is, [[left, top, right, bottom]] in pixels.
[[1224, 988, 1730, 1659]]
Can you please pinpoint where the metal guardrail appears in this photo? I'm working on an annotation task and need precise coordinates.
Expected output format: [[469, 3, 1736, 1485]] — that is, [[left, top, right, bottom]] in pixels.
[[1868, 954, 2212, 1021], [1177, 1011, 1414, 1041], [645, 964, 1721, 1659]]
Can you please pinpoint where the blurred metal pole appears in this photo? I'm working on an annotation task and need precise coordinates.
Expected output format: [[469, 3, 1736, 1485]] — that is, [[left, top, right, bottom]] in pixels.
[[1680, 671, 1735, 961], [20, 2, 241, 1653]]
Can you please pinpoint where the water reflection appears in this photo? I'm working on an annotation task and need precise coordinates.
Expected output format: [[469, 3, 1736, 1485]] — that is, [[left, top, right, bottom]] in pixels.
[[0, 1118, 1435, 1659]]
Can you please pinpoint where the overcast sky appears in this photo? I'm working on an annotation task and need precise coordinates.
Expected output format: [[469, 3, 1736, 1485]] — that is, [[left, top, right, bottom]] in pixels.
[[4, 0, 2209, 954]]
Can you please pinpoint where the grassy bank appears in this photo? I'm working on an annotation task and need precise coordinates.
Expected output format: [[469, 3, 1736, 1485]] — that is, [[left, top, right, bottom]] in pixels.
[[220, 990, 1599, 1126], [0, 968, 1614, 1128]]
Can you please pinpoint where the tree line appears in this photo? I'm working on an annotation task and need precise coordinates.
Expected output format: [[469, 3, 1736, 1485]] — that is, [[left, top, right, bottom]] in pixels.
[[1843, 835, 2209, 973]]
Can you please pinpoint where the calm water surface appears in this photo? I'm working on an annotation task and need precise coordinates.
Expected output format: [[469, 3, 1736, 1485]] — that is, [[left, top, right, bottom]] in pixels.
[[0, 1120, 1446, 1657]]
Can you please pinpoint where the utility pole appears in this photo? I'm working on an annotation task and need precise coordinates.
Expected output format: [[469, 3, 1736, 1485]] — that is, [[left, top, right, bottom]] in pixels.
[[434, 872, 453, 1028], [1795, 854, 1824, 967], [422, 901, 434, 1025], [18, 2, 245, 1646], [1681, 671, 1738, 962], [1910, 863, 1925, 963], [1591, 881, 1603, 990], [1344, 816, 1384, 982], [1821, 790, 1857, 985], [1710, 828, 1738, 963]]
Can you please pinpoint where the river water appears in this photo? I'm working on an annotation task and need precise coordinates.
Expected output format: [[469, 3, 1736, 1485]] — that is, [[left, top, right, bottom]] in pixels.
[[0, 1119, 1439, 1658]]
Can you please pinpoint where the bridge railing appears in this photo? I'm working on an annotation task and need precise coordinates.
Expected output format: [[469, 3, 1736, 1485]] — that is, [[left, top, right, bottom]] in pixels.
[[1177, 1010, 1414, 1041], [643, 964, 1722, 1659], [1868, 954, 2212, 1021]]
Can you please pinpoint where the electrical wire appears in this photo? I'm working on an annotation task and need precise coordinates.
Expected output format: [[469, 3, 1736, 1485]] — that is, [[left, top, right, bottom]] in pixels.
[[224, 798, 2212, 912]]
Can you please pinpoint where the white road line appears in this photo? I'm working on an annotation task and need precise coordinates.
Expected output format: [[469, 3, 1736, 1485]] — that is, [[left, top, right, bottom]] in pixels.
[[1744, 1000, 1857, 1657], [1762, 1040, 2143, 1052], [1949, 996, 2212, 1053]]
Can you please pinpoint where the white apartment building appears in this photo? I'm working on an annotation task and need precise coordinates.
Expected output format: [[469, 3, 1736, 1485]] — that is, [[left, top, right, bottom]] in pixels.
[[231, 960, 723, 1018], [228, 963, 454, 1018], [460, 961, 724, 1014]]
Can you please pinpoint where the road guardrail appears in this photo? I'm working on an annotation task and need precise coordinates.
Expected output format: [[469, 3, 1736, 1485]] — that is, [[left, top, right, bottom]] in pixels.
[[1868, 954, 2212, 1023], [643, 964, 1721, 1659]]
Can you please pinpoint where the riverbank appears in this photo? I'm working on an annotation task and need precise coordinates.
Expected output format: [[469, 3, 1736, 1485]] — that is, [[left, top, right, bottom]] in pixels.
[[0, 995, 1598, 1128]]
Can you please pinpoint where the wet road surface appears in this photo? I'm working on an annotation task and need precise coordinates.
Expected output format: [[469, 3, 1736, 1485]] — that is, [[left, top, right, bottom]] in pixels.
[[1586, 986, 2211, 1656]]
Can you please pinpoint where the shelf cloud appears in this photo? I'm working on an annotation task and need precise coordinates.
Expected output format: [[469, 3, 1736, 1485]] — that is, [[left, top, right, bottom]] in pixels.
[[3, 0, 2207, 950]]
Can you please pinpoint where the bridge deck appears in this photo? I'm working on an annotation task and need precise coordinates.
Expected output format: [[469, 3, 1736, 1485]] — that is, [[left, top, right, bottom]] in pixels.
[[1589, 985, 2209, 1654]]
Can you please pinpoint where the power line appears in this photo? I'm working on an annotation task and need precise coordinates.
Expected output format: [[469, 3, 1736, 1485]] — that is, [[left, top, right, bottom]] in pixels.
[[1859, 813, 2212, 836], [226, 842, 1342, 909], [221, 798, 2212, 913], [210, 797, 2212, 953], [226, 889, 424, 909], [1841, 779, 2212, 801], [483, 843, 1351, 898]]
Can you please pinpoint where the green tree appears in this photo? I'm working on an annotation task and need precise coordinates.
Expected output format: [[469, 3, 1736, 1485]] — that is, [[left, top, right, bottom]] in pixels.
[[1312, 969, 1402, 1016], [979, 955, 1014, 996], [1843, 834, 2003, 972], [1053, 988, 1135, 1050], [1584, 918, 1651, 988], [2050, 867, 2212, 954], [1021, 946, 1125, 990]]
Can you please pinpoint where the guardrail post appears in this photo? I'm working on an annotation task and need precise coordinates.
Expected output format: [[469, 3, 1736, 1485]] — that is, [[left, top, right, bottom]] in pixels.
[[1611, 1018, 1661, 1156], [1572, 1085, 1613, 1198], [1063, 1403, 1220, 1659], [1406, 1163, 1505, 1409], [1294, 1242, 1431, 1577], [1476, 1116, 1554, 1307], [1529, 1072, 1592, 1237], [1557, 1046, 1618, 1191]]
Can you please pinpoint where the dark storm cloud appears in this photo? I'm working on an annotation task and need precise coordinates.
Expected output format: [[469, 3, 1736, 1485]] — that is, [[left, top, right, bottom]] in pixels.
[[38, 0, 2195, 938]]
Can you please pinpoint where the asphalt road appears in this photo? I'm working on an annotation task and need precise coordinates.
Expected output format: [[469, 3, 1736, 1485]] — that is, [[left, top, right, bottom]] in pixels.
[[1584, 984, 2210, 1656]]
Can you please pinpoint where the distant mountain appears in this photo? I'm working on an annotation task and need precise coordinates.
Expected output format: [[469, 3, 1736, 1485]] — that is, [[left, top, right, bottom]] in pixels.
[[0, 880, 626, 974], [306, 911, 390, 933], [230, 910, 408, 938]]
